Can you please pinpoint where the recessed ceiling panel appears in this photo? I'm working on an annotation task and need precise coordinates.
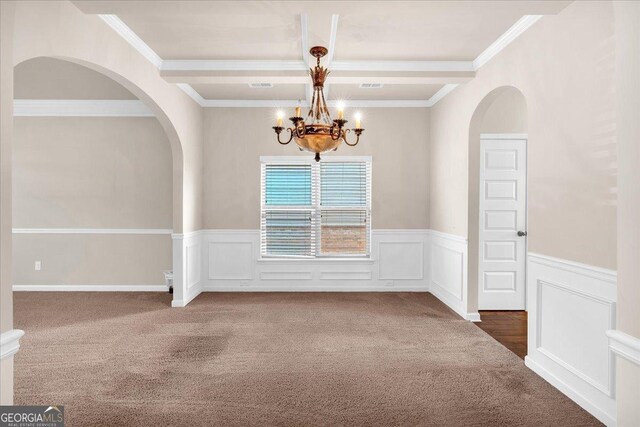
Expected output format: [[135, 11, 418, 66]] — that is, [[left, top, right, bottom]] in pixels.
[[116, 2, 302, 60], [329, 84, 443, 101], [14, 58, 136, 100], [191, 84, 307, 100], [333, 1, 568, 61], [73, 1, 569, 63]]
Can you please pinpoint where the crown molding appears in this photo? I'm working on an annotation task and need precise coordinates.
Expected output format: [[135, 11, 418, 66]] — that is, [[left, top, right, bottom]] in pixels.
[[425, 84, 459, 107], [98, 15, 163, 69], [473, 15, 543, 71], [176, 83, 206, 107], [13, 100, 154, 117]]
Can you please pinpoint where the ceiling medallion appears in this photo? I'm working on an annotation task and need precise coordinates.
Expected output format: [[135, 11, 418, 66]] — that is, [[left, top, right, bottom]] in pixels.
[[272, 46, 364, 161]]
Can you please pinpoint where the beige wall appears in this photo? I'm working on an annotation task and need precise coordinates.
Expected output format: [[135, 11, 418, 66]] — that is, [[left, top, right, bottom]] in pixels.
[[12, 117, 173, 286], [203, 108, 430, 230], [429, 1, 617, 270], [614, 1, 640, 425], [13, 118, 172, 229], [14, 234, 171, 286]]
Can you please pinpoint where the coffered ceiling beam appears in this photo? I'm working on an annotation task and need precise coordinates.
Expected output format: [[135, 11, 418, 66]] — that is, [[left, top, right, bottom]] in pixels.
[[160, 74, 474, 85], [159, 59, 475, 73], [300, 14, 312, 108], [323, 14, 340, 99]]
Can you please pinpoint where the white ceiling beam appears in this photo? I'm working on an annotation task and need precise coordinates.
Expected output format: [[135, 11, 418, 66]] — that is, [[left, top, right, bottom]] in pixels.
[[300, 14, 311, 108], [330, 60, 474, 72], [161, 60, 307, 72], [323, 14, 339, 100], [160, 59, 475, 73], [161, 74, 474, 85], [200, 99, 432, 108]]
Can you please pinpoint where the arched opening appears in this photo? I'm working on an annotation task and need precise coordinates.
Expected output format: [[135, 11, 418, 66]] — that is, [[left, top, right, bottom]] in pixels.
[[12, 57, 175, 297], [468, 86, 528, 357]]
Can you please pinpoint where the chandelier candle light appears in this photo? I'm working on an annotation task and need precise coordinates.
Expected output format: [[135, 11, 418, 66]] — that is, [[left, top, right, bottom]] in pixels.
[[272, 46, 364, 161]]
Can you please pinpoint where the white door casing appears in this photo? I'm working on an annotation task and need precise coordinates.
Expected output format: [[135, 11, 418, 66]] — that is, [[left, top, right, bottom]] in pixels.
[[478, 135, 527, 310]]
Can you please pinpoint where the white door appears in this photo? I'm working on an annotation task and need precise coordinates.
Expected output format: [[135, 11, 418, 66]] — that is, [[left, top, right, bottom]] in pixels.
[[478, 135, 527, 310]]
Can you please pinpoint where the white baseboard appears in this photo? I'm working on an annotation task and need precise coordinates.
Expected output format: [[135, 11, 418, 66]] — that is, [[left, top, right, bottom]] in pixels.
[[171, 282, 202, 307], [525, 356, 615, 426], [465, 312, 481, 322], [13, 285, 168, 292]]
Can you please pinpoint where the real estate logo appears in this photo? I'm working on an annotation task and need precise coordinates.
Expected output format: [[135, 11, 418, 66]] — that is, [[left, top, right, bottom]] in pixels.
[[0, 406, 64, 427]]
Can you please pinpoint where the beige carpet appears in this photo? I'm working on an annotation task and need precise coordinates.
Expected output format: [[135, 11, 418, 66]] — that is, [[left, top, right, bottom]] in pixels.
[[14, 292, 600, 426]]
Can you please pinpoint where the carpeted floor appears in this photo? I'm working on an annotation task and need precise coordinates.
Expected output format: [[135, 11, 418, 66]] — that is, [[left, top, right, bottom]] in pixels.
[[14, 292, 600, 426]]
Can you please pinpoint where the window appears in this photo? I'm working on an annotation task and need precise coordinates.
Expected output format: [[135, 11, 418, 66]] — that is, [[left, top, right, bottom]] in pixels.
[[261, 157, 371, 258]]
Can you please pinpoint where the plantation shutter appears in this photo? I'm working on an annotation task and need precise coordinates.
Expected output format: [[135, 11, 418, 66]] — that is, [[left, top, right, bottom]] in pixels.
[[261, 164, 316, 257], [319, 162, 371, 256]]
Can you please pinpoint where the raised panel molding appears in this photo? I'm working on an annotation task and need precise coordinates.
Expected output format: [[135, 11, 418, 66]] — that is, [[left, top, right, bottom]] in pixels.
[[202, 229, 428, 292], [378, 241, 424, 280], [319, 271, 373, 281], [526, 252, 617, 426], [427, 232, 473, 321], [186, 242, 202, 289], [208, 241, 254, 280], [260, 271, 313, 281]]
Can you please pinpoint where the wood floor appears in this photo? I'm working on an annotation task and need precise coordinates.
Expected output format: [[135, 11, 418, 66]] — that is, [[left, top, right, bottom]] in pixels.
[[475, 311, 528, 359]]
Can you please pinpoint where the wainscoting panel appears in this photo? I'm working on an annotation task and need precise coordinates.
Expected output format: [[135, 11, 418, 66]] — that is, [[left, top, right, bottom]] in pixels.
[[201, 230, 429, 292], [526, 253, 617, 426], [171, 231, 204, 307], [427, 231, 473, 320]]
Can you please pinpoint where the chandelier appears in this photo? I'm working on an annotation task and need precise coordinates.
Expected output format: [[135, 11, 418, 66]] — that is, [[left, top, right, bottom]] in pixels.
[[272, 46, 364, 161]]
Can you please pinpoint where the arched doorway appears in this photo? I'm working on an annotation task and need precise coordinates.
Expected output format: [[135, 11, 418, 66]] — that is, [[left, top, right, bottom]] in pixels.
[[468, 86, 529, 357], [12, 57, 174, 295]]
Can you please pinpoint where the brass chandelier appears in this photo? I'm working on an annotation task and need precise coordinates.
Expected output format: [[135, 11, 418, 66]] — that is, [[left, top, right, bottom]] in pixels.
[[272, 46, 364, 161]]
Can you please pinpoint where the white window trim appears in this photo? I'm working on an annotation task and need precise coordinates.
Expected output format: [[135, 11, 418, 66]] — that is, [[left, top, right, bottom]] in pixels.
[[260, 155, 372, 260]]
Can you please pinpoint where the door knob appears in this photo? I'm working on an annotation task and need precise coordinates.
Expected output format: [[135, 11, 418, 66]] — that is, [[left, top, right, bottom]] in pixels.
[[517, 231, 527, 237]]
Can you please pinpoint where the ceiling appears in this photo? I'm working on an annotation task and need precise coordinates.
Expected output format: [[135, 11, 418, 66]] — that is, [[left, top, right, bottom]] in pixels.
[[27, 1, 570, 106]]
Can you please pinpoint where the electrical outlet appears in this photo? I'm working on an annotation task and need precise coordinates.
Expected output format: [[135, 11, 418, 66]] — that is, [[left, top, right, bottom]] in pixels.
[[384, 280, 394, 287], [34, 260, 41, 271]]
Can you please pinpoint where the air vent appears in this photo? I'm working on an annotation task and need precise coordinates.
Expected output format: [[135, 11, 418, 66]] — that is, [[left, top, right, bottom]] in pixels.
[[249, 83, 274, 88], [359, 83, 384, 89]]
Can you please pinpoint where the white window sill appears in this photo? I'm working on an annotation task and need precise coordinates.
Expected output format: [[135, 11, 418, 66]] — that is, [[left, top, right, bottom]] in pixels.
[[258, 257, 375, 263]]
